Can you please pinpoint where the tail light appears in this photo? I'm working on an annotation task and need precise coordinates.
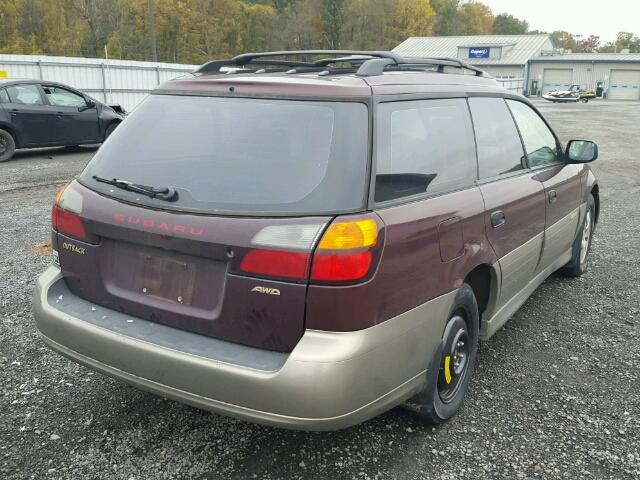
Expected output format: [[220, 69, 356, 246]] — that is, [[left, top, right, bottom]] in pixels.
[[52, 182, 86, 241], [311, 219, 378, 282], [240, 216, 382, 284]]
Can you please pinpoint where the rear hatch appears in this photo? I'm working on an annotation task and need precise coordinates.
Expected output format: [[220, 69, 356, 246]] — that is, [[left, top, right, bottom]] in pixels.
[[54, 94, 369, 352]]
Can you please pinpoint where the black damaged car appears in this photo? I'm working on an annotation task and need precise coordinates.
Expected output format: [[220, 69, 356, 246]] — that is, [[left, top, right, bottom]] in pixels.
[[0, 79, 125, 162]]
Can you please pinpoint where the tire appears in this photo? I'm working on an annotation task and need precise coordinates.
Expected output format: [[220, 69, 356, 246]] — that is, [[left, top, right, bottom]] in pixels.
[[405, 283, 480, 424], [104, 122, 119, 141], [561, 193, 595, 277], [0, 128, 16, 162]]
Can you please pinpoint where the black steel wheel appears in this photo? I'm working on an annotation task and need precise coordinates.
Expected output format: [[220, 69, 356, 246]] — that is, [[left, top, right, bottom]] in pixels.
[[405, 283, 479, 424], [437, 314, 471, 403]]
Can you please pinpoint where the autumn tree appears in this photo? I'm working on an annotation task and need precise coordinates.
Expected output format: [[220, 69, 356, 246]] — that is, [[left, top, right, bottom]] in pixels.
[[551, 30, 577, 51], [575, 34, 600, 53]]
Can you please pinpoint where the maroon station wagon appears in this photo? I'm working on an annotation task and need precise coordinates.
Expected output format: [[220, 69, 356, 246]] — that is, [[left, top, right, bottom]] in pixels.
[[33, 51, 600, 430]]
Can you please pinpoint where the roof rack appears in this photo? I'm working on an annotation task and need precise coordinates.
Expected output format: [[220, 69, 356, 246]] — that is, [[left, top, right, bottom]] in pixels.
[[195, 50, 487, 77]]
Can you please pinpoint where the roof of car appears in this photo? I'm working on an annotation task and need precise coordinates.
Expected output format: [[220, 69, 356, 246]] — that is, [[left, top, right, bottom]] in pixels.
[[0, 78, 40, 85], [156, 50, 509, 99], [0, 78, 76, 87]]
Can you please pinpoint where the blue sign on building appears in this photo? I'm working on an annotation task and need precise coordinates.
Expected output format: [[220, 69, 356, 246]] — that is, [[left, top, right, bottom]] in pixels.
[[469, 47, 490, 59]]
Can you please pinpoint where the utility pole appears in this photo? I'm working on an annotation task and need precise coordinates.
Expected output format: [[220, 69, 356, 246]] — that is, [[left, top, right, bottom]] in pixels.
[[148, 0, 158, 62]]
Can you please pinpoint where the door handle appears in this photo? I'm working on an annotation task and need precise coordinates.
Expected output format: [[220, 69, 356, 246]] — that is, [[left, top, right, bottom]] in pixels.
[[490, 210, 506, 228], [548, 190, 558, 204]]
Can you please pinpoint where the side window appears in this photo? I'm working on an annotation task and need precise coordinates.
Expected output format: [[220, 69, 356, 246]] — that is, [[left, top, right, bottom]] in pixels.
[[43, 86, 87, 108], [506, 100, 560, 168], [6, 84, 44, 105], [468, 97, 526, 179], [375, 98, 477, 202], [0, 88, 8, 103]]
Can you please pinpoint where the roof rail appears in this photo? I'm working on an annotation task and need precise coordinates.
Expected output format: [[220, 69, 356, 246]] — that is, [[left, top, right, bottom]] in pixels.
[[356, 56, 487, 77], [195, 50, 488, 77], [196, 50, 403, 73]]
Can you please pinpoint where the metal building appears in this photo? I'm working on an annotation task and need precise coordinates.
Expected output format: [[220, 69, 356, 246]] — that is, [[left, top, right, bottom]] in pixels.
[[0, 54, 196, 110], [394, 35, 640, 100], [529, 53, 640, 100], [393, 34, 554, 90]]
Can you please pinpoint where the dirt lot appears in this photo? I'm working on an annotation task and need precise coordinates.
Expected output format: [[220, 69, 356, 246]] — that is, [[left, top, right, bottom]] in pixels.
[[1, 99, 639, 480]]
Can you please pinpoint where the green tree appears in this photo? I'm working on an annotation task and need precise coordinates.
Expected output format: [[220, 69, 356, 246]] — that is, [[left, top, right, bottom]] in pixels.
[[430, 0, 459, 36], [492, 13, 528, 35], [455, 1, 493, 35], [613, 31, 640, 53]]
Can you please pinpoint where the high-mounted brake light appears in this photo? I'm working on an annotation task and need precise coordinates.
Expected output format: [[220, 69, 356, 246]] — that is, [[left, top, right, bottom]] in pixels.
[[52, 183, 86, 240]]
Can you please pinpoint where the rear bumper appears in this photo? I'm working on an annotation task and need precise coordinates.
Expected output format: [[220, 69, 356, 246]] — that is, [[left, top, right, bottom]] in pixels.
[[33, 266, 454, 430]]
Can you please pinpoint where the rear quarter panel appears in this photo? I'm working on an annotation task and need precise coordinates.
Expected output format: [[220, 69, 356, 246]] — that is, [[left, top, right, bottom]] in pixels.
[[305, 187, 496, 332]]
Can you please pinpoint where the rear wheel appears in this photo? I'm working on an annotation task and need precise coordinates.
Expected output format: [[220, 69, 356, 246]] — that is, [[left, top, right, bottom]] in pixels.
[[0, 129, 16, 162], [561, 194, 595, 277], [405, 284, 479, 423]]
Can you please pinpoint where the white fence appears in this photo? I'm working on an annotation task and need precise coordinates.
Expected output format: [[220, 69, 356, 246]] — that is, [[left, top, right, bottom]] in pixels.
[[495, 77, 525, 94], [0, 54, 197, 111]]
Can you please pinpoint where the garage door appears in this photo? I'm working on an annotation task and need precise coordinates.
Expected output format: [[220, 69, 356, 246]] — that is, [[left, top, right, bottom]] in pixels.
[[609, 70, 640, 100], [542, 69, 573, 93]]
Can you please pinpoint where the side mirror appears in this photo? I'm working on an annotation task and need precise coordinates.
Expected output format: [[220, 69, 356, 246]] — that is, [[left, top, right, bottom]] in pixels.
[[566, 140, 598, 163], [79, 98, 96, 112]]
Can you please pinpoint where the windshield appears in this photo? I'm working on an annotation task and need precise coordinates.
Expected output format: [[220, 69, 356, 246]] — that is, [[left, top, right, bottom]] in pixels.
[[80, 94, 369, 215]]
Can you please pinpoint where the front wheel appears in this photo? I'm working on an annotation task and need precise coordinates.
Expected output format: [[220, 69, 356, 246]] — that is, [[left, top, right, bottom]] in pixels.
[[561, 194, 595, 277], [405, 284, 479, 423]]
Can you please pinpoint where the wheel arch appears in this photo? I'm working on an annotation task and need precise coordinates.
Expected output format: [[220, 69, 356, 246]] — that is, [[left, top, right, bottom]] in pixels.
[[103, 119, 121, 141], [462, 263, 499, 332], [0, 122, 20, 147], [590, 183, 600, 226]]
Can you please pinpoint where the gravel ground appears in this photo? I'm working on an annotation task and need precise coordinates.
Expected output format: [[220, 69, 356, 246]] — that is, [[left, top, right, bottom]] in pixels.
[[1, 99, 639, 480]]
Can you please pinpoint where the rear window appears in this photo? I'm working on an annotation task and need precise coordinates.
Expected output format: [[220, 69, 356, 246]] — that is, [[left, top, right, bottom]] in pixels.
[[80, 95, 369, 216]]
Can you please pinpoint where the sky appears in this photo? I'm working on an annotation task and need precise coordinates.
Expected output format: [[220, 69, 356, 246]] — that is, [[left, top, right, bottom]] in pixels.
[[479, 0, 640, 43]]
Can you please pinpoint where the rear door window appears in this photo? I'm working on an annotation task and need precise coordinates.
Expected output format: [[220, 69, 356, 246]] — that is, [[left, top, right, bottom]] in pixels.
[[0, 88, 8, 103], [468, 97, 526, 179], [375, 98, 477, 202], [6, 84, 44, 105], [506, 100, 561, 168]]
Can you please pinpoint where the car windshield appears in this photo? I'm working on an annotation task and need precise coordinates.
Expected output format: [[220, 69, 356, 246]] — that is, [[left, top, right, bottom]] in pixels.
[[80, 94, 369, 215]]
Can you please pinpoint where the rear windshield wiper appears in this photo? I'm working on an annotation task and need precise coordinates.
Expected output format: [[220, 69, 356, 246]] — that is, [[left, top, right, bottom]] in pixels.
[[93, 176, 177, 201]]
